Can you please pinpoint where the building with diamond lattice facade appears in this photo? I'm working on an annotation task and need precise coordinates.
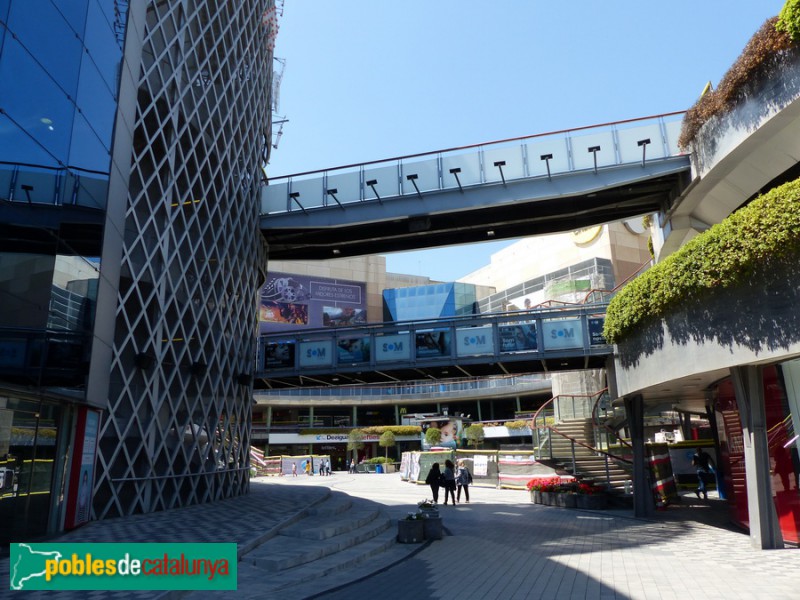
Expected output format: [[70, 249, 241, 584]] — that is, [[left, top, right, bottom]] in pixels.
[[0, 0, 275, 544]]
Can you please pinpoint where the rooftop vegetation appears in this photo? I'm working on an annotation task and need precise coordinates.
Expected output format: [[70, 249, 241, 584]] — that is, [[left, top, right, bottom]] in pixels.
[[678, 14, 798, 149], [604, 177, 800, 343]]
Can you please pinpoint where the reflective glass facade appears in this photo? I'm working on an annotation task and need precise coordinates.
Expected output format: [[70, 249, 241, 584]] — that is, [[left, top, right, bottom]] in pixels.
[[383, 282, 478, 322], [0, 1, 121, 545], [1, 0, 274, 545]]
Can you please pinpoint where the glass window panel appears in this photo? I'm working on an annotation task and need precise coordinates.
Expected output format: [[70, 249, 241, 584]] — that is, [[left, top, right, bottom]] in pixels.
[[442, 152, 481, 187], [0, 41, 74, 166], [287, 177, 325, 210], [664, 119, 683, 155], [7, 2, 83, 101], [74, 173, 109, 210], [83, 2, 123, 96], [69, 107, 112, 173], [401, 156, 439, 194], [617, 124, 665, 163], [325, 170, 361, 205], [571, 131, 615, 171], [362, 164, 399, 200], [483, 145, 525, 182], [261, 181, 290, 213], [525, 139, 570, 177]]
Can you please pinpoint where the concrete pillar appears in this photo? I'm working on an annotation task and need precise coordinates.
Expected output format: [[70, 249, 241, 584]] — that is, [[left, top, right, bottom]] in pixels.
[[352, 406, 357, 427], [394, 404, 400, 425], [624, 394, 654, 518], [477, 400, 482, 422], [516, 396, 522, 413], [730, 365, 784, 549]]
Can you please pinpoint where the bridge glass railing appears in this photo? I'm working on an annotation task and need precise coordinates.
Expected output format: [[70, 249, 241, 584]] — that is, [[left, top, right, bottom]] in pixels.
[[254, 373, 550, 398], [0, 162, 109, 210], [257, 303, 610, 376], [262, 112, 685, 215]]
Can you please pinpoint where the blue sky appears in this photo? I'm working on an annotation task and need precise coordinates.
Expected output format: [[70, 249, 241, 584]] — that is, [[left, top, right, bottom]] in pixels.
[[267, 1, 785, 281]]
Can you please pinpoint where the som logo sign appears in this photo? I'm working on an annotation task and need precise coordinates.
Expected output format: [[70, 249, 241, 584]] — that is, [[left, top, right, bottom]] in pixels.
[[456, 326, 494, 356], [542, 319, 584, 350], [375, 334, 411, 362], [298, 341, 334, 367]]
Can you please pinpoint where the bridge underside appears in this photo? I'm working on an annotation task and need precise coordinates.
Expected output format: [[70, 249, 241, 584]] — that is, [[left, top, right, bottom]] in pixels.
[[262, 159, 689, 260], [257, 351, 610, 389]]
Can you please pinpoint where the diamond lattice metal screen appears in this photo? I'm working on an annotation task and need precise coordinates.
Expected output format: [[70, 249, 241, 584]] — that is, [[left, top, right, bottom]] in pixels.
[[93, 0, 273, 519]]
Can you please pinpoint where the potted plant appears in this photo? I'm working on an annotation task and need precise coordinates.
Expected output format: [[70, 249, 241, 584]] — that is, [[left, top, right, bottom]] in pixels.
[[576, 482, 608, 509], [527, 477, 562, 505], [397, 512, 425, 543], [417, 499, 438, 513]]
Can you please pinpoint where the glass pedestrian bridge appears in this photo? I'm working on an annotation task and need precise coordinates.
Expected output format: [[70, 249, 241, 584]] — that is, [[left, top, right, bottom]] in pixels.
[[260, 112, 689, 260], [257, 302, 611, 387]]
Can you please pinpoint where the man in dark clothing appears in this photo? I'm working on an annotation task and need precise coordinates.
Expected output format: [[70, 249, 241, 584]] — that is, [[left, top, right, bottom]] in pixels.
[[692, 447, 715, 500]]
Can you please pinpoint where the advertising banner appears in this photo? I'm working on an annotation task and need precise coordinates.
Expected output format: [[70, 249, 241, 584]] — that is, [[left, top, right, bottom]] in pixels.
[[264, 342, 294, 369], [542, 318, 584, 350], [375, 334, 412, 362], [499, 324, 537, 352], [65, 408, 101, 530], [336, 337, 370, 363], [415, 331, 451, 359], [260, 272, 366, 333], [456, 326, 495, 356], [588, 317, 606, 346]]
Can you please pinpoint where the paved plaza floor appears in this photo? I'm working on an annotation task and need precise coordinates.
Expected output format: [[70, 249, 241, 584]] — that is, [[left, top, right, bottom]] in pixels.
[[2, 471, 798, 599]]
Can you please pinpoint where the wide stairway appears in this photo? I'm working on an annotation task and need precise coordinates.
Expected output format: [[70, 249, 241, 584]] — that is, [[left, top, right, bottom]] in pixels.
[[227, 489, 420, 598], [550, 418, 632, 494]]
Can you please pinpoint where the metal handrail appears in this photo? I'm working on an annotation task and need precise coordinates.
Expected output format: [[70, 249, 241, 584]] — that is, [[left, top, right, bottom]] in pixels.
[[529, 388, 633, 487], [265, 111, 687, 182]]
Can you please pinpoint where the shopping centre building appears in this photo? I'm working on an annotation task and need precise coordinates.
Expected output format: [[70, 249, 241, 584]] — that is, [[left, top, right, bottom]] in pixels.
[[1, 1, 799, 553]]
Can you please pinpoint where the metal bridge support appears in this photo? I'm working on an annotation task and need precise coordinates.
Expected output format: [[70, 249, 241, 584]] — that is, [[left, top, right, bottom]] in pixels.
[[624, 394, 654, 517]]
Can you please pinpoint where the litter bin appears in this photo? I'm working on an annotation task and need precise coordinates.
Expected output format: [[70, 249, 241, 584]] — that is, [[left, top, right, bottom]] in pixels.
[[375, 464, 383, 474]]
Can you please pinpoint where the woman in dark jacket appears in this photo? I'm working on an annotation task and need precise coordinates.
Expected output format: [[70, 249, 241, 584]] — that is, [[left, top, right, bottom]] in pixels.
[[442, 459, 457, 505], [425, 462, 442, 503]]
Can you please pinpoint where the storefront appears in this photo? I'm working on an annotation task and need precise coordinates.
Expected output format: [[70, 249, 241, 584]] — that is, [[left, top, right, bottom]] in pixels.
[[713, 363, 800, 544]]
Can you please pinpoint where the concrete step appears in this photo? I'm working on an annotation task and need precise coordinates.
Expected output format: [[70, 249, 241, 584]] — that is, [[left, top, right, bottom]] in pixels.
[[279, 500, 381, 541], [252, 527, 405, 597], [248, 511, 392, 572]]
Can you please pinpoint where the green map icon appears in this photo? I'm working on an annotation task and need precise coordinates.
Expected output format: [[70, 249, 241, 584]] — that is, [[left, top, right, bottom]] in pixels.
[[10, 543, 63, 590]]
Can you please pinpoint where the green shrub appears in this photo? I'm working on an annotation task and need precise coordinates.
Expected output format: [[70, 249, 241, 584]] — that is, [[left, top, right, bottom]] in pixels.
[[778, 0, 800, 41], [604, 177, 800, 343]]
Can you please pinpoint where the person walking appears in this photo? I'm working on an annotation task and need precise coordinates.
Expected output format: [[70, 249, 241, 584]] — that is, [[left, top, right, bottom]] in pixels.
[[349, 458, 356, 474], [291, 462, 297, 477], [455, 459, 472, 503], [692, 447, 715, 500], [425, 462, 443, 504], [442, 459, 457, 505]]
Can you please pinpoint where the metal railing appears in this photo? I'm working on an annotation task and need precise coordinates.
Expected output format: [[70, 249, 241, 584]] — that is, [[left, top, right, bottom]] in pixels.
[[528, 389, 632, 488], [262, 112, 686, 214]]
